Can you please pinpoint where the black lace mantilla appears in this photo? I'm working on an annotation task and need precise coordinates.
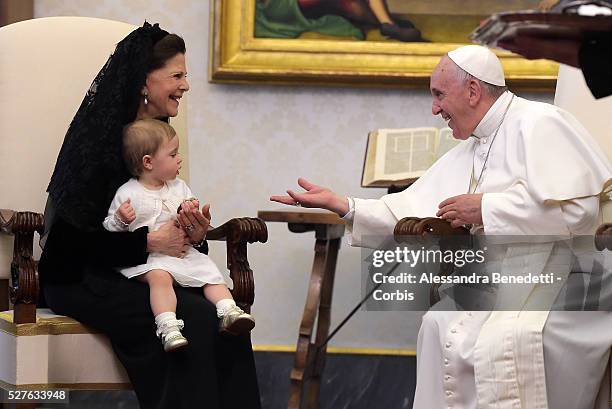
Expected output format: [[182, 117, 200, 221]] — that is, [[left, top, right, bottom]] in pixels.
[[47, 22, 169, 230]]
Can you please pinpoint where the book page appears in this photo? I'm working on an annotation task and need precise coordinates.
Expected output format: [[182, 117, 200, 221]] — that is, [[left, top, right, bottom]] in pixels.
[[361, 131, 379, 187], [434, 127, 461, 160], [374, 128, 438, 181]]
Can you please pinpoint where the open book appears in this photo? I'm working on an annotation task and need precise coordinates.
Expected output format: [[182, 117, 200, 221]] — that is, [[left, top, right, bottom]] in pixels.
[[361, 127, 460, 188]]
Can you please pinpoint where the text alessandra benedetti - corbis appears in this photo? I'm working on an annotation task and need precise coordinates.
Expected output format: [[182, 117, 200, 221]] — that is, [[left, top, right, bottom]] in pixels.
[[371, 272, 558, 284]]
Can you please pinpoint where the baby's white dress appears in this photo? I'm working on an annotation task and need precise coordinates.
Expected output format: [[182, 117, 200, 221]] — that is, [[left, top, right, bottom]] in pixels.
[[103, 178, 225, 287]]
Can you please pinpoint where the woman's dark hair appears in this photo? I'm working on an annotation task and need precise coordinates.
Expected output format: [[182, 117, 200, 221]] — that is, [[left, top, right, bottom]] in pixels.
[[149, 34, 186, 72]]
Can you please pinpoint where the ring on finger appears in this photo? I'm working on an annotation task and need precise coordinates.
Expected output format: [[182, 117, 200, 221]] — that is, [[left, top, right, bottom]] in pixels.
[[185, 224, 195, 231]]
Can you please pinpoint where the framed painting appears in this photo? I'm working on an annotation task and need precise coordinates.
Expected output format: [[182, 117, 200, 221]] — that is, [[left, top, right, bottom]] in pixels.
[[209, 0, 558, 90]]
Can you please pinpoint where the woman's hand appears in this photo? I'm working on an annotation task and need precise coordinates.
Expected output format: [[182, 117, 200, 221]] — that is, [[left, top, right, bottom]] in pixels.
[[177, 200, 210, 244], [147, 220, 190, 257]]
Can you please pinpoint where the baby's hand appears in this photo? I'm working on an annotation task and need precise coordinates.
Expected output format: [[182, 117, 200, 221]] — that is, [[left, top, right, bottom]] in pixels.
[[117, 199, 136, 224], [178, 197, 200, 213]]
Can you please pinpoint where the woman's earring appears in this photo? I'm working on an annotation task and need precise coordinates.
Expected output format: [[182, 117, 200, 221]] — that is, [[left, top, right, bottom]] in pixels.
[[144, 93, 148, 106]]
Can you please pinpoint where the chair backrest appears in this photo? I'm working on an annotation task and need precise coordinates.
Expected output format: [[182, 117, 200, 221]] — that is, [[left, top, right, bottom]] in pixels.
[[0, 17, 189, 274], [554, 64, 612, 160], [554, 64, 612, 223]]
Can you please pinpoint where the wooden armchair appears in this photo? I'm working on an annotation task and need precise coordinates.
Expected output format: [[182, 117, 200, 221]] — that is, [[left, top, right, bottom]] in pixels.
[[0, 210, 266, 322], [0, 16, 266, 395]]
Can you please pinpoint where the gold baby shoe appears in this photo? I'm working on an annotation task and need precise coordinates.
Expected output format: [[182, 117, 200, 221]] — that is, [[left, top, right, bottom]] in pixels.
[[163, 332, 189, 352], [156, 319, 189, 352], [219, 306, 255, 335]]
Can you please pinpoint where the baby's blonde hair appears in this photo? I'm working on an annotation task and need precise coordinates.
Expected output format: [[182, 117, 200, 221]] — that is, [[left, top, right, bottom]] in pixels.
[[123, 119, 176, 176]]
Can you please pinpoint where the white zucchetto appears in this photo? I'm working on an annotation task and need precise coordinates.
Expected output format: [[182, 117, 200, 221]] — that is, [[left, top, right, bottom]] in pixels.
[[447, 45, 506, 86]]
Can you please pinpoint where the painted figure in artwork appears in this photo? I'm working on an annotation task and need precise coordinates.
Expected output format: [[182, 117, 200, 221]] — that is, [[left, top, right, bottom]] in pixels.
[[255, 0, 426, 42]]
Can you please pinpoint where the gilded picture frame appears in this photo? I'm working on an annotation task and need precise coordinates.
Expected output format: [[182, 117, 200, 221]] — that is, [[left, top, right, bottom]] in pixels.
[[209, 0, 558, 90]]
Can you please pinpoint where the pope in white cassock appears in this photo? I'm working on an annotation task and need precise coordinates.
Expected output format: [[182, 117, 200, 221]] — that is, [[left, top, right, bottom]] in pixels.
[[271, 45, 612, 409]]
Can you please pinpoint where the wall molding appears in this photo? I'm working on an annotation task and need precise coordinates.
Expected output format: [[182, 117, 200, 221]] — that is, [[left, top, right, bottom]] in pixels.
[[253, 344, 416, 356]]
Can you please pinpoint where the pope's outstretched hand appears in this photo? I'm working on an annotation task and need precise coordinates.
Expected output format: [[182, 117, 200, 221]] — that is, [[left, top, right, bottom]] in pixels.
[[270, 177, 350, 216]]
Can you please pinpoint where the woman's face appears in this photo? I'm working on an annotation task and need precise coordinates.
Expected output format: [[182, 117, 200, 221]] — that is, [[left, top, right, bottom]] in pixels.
[[141, 53, 189, 118]]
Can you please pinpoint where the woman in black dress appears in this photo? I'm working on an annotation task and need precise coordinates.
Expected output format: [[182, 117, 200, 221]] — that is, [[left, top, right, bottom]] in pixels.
[[39, 22, 261, 409]]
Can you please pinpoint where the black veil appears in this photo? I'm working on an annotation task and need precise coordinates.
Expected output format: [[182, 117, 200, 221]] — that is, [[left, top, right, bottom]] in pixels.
[[43, 22, 168, 239]]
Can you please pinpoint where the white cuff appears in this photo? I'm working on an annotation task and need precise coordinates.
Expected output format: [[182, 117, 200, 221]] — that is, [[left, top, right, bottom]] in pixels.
[[341, 197, 355, 221]]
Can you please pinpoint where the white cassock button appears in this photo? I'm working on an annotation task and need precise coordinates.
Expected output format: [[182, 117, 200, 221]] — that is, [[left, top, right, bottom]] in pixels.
[[451, 328, 457, 333], [480, 151, 487, 158], [481, 138, 488, 144], [445, 375, 452, 381], [446, 390, 453, 396], [445, 342, 452, 348], [444, 358, 450, 365], [467, 312, 473, 317]]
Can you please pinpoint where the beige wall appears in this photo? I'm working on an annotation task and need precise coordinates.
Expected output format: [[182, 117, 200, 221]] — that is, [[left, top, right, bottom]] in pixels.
[[34, 1, 553, 349]]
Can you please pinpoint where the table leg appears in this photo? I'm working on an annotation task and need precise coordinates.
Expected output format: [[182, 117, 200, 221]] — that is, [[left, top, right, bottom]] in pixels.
[[288, 237, 329, 409], [306, 237, 340, 409], [288, 223, 342, 409]]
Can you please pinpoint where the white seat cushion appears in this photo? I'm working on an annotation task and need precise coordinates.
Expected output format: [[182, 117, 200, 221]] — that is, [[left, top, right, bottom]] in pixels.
[[0, 309, 129, 388]]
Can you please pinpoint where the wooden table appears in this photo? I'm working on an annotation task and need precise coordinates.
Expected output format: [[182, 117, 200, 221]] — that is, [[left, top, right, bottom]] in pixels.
[[257, 210, 345, 409]]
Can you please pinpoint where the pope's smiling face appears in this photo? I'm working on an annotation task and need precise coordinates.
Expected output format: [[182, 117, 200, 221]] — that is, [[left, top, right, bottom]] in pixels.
[[430, 57, 481, 140]]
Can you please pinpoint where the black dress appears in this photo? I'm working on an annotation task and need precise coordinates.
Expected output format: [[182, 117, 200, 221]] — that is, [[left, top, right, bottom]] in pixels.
[[39, 216, 262, 409]]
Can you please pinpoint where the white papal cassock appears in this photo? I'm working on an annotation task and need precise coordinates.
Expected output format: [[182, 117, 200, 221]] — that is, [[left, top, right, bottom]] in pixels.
[[343, 91, 612, 409]]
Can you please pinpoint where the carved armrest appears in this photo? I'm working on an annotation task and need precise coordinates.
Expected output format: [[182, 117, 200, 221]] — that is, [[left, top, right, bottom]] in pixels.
[[394, 217, 469, 305], [207, 217, 268, 311], [595, 223, 612, 251], [394, 217, 469, 240], [0, 209, 44, 323]]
